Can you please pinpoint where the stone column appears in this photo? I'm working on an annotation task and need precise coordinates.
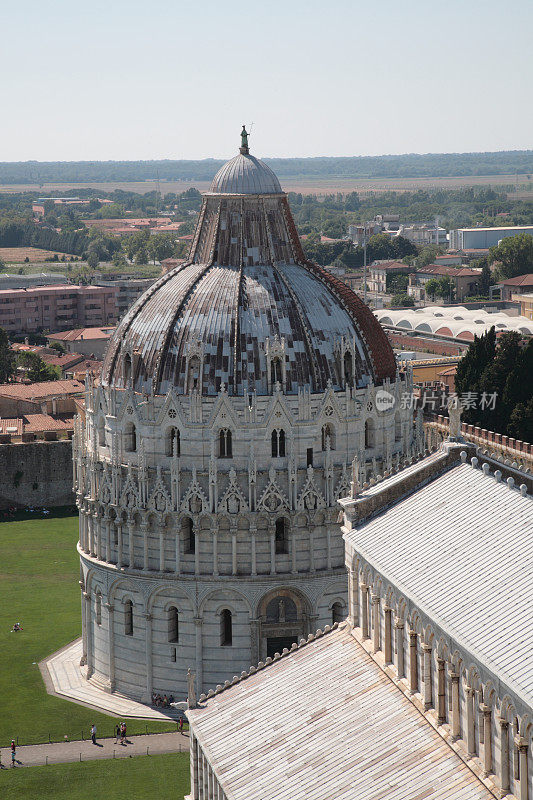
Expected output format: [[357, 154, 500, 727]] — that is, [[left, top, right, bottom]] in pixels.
[[269, 527, 276, 575], [499, 719, 510, 797], [309, 527, 315, 573], [159, 525, 165, 572], [372, 595, 380, 653], [231, 531, 237, 576], [450, 672, 461, 741], [212, 531, 218, 577], [175, 528, 181, 574], [437, 658, 446, 725], [481, 704, 492, 776], [194, 617, 203, 695], [117, 523, 123, 569], [466, 686, 476, 757], [105, 602, 115, 693], [195, 531, 200, 576], [250, 528, 257, 577], [84, 592, 93, 679], [190, 731, 199, 800], [423, 644, 433, 710], [89, 515, 96, 556], [250, 618, 260, 665], [396, 618, 405, 678], [142, 613, 153, 703], [361, 584, 369, 639], [128, 521, 134, 569], [348, 569, 357, 627], [79, 581, 87, 666], [518, 739, 529, 800], [96, 516, 102, 560], [141, 522, 149, 572], [384, 607, 392, 663], [409, 630, 418, 694], [326, 527, 332, 570], [106, 519, 111, 562], [291, 528, 298, 574]]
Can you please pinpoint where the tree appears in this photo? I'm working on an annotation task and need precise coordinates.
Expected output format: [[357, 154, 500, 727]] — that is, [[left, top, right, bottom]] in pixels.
[[390, 293, 414, 307], [147, 232, 177, 264], [436, 275, 454, 302], [0, 327, 16, 383], [87, 251, 99, 269], [489, 232, 533, 279], [479, 262, 493, 295], [49, 341, 66, 353], [387, 273, 409, 294], [0, 258, 5, 273], [17, 352, 59, 382], [424, 278, 439, 301], [414, 245, 443, 268]]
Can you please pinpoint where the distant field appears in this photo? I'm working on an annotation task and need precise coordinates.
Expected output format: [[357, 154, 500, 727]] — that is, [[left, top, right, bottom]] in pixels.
[[0, 173, 531, 197], [0, 247, 76, 263]]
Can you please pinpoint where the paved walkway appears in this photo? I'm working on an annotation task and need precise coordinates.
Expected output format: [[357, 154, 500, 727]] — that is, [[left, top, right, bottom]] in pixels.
[[42, 639, 183, 720], [1, 731, 189, 768]]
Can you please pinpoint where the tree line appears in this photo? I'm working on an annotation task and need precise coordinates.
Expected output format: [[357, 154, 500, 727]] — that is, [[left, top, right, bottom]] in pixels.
[[1, 151, 532, 184]]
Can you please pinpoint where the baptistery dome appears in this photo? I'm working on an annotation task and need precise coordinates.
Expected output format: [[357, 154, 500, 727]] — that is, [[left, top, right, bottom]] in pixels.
[[102, 144, 396, 397], [76, 133, 416, 707]]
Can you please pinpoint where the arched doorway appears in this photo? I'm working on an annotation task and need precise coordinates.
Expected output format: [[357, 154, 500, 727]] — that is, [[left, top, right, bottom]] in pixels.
[[257, 589, 311, 660]]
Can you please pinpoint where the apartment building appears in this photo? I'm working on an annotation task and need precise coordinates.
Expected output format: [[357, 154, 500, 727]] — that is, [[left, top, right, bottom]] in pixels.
[[0, 285, 117, 334]]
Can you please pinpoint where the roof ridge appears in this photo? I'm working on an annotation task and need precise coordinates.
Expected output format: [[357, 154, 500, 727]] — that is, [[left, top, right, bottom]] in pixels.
[[461, 450, 531, 497], [197, 622, 342, 703]]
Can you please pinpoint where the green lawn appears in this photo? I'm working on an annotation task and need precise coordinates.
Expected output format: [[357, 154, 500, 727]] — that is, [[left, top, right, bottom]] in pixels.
[[0, 510, 176, 746], [2, 753, 190, 800]]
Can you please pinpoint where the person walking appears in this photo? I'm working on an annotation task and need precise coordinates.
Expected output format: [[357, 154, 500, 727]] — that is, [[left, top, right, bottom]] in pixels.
[[90, 724, 97, 745], [11, 740, 16, 767], [115, 723, 120, 743], [179, 717, 184, 734]]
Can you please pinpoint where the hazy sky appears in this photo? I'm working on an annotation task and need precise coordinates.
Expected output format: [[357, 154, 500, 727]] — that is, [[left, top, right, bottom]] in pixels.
[[1, 0, 532, 161]]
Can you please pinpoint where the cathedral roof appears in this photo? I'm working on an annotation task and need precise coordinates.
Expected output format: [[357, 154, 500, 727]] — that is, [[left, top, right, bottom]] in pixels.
[[101, 136, 397, 396], [209, 152, 282, 195]]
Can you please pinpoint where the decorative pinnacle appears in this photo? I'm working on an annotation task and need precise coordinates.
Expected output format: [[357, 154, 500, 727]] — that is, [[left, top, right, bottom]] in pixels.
[[240, 125, 250, 155]]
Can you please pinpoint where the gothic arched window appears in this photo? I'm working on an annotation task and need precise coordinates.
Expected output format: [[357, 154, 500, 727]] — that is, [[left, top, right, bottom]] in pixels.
[[321, 424, 335, 451], [220, 609, 232, 646], [124, 354, 132, 384], [168, 606, 179, 643], [183, 517, 195, 554], [344, 351, 353, 387], [124, 599, 133, 636], [187, 356, 201, 393], [271, 429, 286, 457], [219, 428, 232, 458], [124, 421, 136, 452], [275, 517, 289, 554], [166, 427, 180, 457], [332, 601, 345, 624], [270, 357, 282, 386], [395, 412, 402, 442], [365, 418, 375, 449], [97, 417, 105, 447]]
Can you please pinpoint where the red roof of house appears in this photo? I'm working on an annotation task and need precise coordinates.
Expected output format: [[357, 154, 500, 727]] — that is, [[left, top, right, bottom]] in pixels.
[[417, 265, 479, 278], [47, 327, 114, 342], [498, 274, 533, 287], [0, 414, 75, 435], [370, 260, 409, 270], [0, 380, 84, 400], [40, 352, 86, 369]]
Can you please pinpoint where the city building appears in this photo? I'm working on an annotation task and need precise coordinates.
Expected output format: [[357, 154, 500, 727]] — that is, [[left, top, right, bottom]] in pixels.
[[449, 225, 533, 251], [517, 293, 533, 320], [367, 260, 410, 294], [94, 277, 155, 319], [0, 272, 66, 290], [0, 285, 117, 334], [497, 274, 533, 302], [74, 137, 416, 703], [186, 442, 533, 800], [408, 265, 481, 302], [375, 306, 533, 342], [47, 327, 115, 358], [0, 379, 84, 417]]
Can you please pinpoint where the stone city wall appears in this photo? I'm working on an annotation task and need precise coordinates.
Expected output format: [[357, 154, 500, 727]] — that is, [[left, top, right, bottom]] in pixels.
[[0, 440, 74, 509]]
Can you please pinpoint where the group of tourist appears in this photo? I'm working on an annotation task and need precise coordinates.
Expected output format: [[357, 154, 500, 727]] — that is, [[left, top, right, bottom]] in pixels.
[[115, 722, 128, 745], [151, 692, 174, 708]]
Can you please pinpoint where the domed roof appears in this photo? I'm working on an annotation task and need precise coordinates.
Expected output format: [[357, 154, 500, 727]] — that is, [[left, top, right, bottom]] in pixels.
[[101, 138, 397, 396], [209, 152, 282, 195]]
